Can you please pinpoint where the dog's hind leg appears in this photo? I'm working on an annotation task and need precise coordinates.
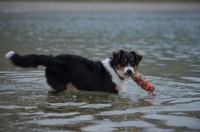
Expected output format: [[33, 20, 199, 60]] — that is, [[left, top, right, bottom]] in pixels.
[[45, 67, 71, 92], [66, 83, 72, 90]]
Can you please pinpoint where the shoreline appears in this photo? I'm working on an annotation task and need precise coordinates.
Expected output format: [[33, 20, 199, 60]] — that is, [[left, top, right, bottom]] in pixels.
[[0, 2, 200, 13]]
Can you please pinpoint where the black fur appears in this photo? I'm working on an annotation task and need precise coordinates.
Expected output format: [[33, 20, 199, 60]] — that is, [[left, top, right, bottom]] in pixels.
[[110, 50, 142, 68], [8, 52, 118, 93]]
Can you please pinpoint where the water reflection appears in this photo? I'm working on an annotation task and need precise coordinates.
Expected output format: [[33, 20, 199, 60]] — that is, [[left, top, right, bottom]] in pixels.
[[0, 70, 200, 131], [143, 114, 200, 130]]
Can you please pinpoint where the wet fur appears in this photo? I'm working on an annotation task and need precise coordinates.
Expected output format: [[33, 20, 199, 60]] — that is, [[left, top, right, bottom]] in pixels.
[[5, 50, 142, 93]]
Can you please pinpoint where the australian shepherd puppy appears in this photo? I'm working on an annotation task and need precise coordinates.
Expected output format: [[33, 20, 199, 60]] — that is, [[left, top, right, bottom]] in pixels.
[[5, 50, 142, 93]]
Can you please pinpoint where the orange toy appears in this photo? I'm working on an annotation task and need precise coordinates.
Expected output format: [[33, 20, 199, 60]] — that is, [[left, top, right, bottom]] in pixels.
[[132, 72, 156, 96]]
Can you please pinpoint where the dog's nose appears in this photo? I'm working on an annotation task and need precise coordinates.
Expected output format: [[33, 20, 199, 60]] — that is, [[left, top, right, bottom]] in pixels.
[[127, 69, 133, 75]]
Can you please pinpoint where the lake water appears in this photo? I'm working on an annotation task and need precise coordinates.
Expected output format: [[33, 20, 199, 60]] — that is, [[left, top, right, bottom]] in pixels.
[[0, 12, 200, 131]]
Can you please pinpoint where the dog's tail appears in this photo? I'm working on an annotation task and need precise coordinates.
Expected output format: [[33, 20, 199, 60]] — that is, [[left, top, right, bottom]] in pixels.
[[5, 51, 56, 68]]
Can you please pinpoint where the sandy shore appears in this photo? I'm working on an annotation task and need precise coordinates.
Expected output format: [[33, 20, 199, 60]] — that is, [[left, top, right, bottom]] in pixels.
[[0, 2, 200, 12]]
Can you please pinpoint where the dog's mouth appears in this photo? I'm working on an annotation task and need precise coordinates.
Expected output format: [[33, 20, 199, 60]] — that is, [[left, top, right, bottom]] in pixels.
[[125, 73, 133, 77], [117, 70, 133, 79]]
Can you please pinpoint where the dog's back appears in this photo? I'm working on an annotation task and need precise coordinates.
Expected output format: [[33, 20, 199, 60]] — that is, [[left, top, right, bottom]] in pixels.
[[5, 51, 118, 93]]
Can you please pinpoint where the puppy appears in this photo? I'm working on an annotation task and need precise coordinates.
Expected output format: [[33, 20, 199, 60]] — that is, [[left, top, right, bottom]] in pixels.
[[5, 50, 142, 93]]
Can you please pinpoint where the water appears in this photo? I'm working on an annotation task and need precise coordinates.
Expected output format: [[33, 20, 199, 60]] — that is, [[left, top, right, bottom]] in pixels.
[[0, 12, 200, 131]]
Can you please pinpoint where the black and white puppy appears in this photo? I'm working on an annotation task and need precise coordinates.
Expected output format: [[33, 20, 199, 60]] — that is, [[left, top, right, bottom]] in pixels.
[[5, 50, 142, 93]]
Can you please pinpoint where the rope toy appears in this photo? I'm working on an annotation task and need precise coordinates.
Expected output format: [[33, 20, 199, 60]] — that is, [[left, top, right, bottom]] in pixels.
[[131, 72, 156, 96]]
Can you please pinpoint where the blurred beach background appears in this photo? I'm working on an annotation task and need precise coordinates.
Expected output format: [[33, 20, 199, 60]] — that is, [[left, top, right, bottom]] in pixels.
[[1, 0, 200, 13]]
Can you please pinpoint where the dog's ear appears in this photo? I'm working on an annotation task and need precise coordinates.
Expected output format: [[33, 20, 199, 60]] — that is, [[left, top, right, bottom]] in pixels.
[[112, 49, 124, 65], [131, 51, 142, 66]]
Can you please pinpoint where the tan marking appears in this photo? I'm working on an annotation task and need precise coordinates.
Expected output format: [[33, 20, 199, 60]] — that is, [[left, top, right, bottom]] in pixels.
[[130, 58, 133, 61], [66, 83, 72, 91], [133, 66, 138, 72], [115, 86, 119, 92], [124, 59, 127, 62], [117, 64, 125, 72]]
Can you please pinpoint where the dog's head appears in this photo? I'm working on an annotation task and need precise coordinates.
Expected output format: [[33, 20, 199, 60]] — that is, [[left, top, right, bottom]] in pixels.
[[111, 50, 142, 79]]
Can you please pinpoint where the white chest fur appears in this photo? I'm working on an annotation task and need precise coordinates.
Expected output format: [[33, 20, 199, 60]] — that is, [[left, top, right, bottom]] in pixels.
[[102, 58, 126, 93]]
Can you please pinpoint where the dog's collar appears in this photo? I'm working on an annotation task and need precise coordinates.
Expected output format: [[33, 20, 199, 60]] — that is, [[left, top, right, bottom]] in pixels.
[[114, 66, 125, 80], [118, 74, 125, 80]]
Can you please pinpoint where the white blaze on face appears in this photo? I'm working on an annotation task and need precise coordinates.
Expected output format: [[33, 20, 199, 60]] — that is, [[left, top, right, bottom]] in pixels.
[[124, 64, 134, 74]]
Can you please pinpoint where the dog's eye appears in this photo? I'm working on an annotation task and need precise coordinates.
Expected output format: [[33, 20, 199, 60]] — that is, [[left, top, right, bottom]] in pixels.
[[130, 60, 135, 66]]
